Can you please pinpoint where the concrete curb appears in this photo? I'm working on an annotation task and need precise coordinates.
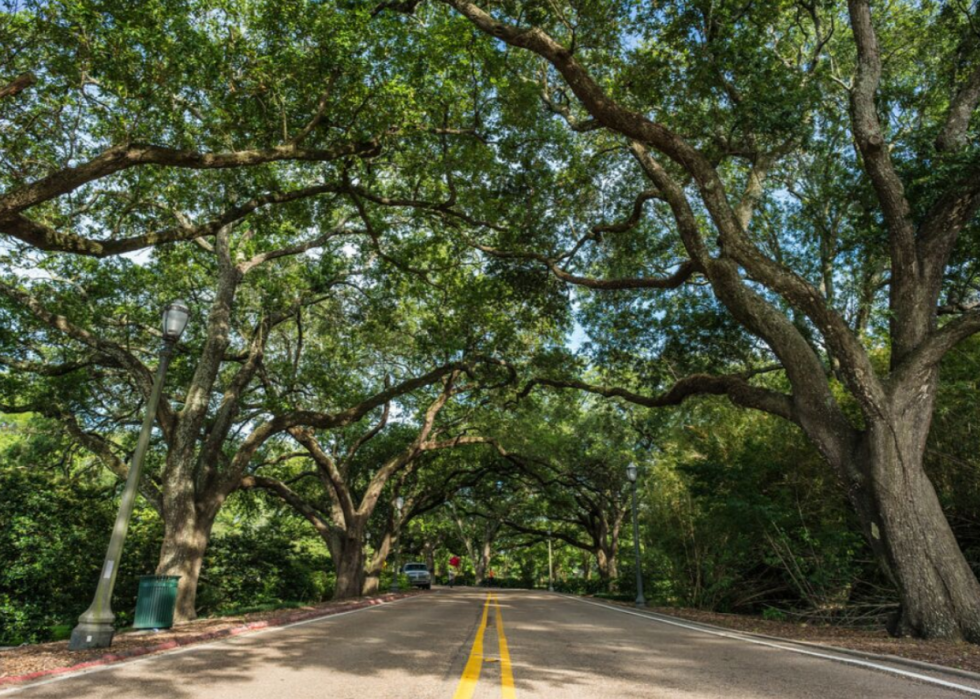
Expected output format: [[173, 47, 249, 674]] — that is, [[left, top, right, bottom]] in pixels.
[[0, 592, 419, 688], [584, 596, 980, 686]]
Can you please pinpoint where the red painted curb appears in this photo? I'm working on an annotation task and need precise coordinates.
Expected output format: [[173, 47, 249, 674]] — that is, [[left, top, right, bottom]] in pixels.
[[0, 593, 416, 688]]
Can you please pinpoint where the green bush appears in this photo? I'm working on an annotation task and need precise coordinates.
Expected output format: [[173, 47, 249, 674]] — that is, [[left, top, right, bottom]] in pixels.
[[378, 572, 412, 591], [552, 577, 608, 595], [49, 624, 72, 641], [642, 403, 875, 615], [762, 606, 787, 622], [0, 455, 333, 643], [196, 525, 332, 616], [0, 466, 161, 645]]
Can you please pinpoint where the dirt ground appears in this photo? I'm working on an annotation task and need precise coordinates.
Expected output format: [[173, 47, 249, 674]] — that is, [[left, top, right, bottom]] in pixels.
[[647, 605, 980, 674], [0, 593, 417, 683]]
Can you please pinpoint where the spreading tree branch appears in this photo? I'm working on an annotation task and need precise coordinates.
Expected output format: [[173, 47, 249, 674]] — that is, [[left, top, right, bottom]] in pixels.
[[521, 372, 796, 423], [0, 72, 35, 100], [936, 62, 980, 152]]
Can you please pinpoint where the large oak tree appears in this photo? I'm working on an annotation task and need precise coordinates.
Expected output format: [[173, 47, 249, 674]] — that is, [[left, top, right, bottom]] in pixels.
[[378, 0, 980, 641]]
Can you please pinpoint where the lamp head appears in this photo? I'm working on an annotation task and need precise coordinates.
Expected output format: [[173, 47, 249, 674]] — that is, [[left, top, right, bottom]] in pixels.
[[626, 464, 638, 483], [162, 300, 190, 342]]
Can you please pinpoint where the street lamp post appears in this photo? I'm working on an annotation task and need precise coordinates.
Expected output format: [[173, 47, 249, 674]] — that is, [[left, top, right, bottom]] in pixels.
[[389, 496, 405, 593], [69, 301, 190, 650], [547, 527, 554, 592], [626, 464, 646, 609]]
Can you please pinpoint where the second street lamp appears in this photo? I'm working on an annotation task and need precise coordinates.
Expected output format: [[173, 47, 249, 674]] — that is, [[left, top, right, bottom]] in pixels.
[[70, 301, 190, 650], [626, 464, 646, 609]]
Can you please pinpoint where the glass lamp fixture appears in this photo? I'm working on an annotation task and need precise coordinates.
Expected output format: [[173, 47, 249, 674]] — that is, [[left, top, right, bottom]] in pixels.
[[162, 300, 190, 342]]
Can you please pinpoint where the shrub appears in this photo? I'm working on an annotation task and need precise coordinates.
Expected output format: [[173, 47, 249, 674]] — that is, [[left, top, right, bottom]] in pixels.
[[552, 577, 608, 595], [762, 606, 788, 622], [0, 467, 161, 645], [196, 525, 332, 616]]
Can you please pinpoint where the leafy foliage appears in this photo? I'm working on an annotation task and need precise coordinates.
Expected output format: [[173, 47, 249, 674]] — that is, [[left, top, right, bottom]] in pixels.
[[2, 0, 980, 643], [197, 521, 333, 616], [0, 422, 161, 644]]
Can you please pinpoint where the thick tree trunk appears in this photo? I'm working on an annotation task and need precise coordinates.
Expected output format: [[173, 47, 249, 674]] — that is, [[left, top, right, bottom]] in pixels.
[[362, 558, 383, 596], [333, 537, 366, 600], [596, 547, 619, 592], [156, 506, 216, 624], [472, 538, 491, 585], [471, 529, 496, 586], [847, 417, 980, 641], [363, 530, 393, 595], [423, 541, 436, 577]]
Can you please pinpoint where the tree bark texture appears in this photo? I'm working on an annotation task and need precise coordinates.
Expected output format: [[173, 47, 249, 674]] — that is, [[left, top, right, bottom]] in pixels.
[[156, 496, 218, 623], [843, 407, 980, 641], [332, 535, 367, 601]]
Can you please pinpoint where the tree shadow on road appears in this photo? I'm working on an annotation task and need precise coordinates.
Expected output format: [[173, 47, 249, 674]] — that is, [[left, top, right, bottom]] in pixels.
[[5, 590, 970, 699]]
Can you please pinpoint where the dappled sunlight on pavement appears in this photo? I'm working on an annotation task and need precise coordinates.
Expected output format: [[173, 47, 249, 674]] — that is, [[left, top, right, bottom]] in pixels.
[[3, 589, 979, 698]]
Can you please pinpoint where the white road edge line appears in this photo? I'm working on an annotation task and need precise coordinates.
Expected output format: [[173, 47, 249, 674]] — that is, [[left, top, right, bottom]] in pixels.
[[0, 595, 424, 697], [568, 596, 980, 697]]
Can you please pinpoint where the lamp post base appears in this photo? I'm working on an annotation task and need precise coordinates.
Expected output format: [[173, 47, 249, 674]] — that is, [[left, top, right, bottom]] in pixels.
[[635, 595, 647, 609], [69, 620, 115, 650]]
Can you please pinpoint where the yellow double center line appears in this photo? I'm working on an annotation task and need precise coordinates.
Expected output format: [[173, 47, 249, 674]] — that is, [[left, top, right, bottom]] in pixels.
[[452, 592, 515, 699]]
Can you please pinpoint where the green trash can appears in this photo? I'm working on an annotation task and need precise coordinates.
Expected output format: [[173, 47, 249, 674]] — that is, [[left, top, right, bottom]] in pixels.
[[133, 576, 180, 629]]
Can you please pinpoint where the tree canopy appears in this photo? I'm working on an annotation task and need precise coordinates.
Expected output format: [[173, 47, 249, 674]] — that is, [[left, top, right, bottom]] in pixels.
[[2, 0, 980, 644]]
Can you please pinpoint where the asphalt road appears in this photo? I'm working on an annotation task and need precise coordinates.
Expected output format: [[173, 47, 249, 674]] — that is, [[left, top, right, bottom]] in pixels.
[[5, 588, 980, 698]]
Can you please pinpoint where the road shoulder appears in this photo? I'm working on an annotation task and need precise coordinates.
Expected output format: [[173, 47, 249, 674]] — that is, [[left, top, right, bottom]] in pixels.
[[565, 594, 980, 696]]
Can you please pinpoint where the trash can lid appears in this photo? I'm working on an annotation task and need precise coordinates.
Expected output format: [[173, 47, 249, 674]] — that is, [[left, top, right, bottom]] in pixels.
[[139, 575, 182, 581]]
